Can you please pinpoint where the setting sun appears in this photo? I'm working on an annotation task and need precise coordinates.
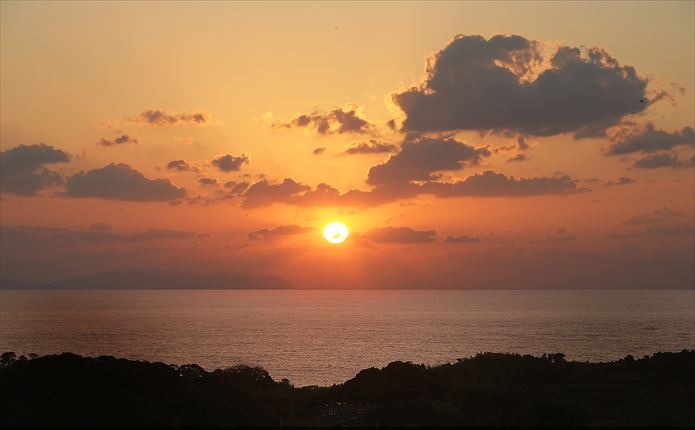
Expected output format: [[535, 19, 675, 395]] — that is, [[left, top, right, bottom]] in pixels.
[[323, 222, 349, 244]]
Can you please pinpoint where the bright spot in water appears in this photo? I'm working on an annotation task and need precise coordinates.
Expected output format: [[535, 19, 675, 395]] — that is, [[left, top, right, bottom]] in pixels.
[[323, 222, 349, 244]]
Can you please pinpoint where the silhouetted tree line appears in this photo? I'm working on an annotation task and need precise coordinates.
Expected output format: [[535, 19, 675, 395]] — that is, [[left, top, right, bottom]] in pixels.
[[1, 350, 693, 427]]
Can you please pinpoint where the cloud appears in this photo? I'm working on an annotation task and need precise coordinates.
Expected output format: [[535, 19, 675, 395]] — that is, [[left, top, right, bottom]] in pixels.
[[366, 137, 489, 185], [603, 176, 636, 186], [275, 105, 372, 135], [615, 208, 693, 239], [364, 227, 436, 243], [444, 234, 480, 243], [422, 171, 583, 197], [623, 208, 682, 225], [198, 177, 218, 186], [166, 159, 192, 171], [89, 222, 113, 232], [0, 143, 70, 195], [224, 181, 250, 196], [97, 135, 138, 146], [393, 34, 649, 136], [344, 140, 398, 155], [212, 154, 249, 172], [507, 153, 530, 163], [633, 153, 694, 169], [65, 163, 186, 201], [241, 178, 311, 209], [239, 171, 582, 208], [132, 109, 208, 127], [247, 224, 313, 241], [607, 123, 695, 155], [312, 147, 326, 155]]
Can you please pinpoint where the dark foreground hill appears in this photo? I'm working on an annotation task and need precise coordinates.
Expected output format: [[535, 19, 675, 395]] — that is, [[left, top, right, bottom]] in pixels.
[[1, 350, 693, 427]]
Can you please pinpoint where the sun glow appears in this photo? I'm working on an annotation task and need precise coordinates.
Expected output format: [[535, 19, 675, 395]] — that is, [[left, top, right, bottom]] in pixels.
[[323, 222, 349, 244]]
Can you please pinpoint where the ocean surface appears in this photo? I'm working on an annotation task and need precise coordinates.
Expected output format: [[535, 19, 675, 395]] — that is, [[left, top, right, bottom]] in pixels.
[[1, 289, 693, 386]]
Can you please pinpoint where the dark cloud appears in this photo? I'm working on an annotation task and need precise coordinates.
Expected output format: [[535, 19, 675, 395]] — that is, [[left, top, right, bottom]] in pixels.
[[607, 123, 695, 155], [507, 153, 530, 163], [166, 160, 192, 171], [240, 171, 582, 209], [224, 181, 250, 196], [422, 171, 584, 198], [198, 177, 218, 186], [212, 154, 248, 172], [367, 137, 489, 185], [0, 144, 70, 195], [633, 153, 693, 169], [364, 227, 436, 243], [241, 178, 311, 209], [97, 135, 138, 146], [312, 147, 326, 155], [393, 34, 649, 136], [133, 109, 208, 127], [603, 176, 636, 186], [445, 234, 480, 243], [65, 163, 186, 201], [247, 225, 313, 241], [276, 106, 372, 135], [89, 222, 113, 232], [344, 140, 398, 155]]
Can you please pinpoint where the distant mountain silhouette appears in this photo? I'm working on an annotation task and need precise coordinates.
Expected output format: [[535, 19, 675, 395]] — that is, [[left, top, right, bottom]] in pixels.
[[0, 270, 293, 290]]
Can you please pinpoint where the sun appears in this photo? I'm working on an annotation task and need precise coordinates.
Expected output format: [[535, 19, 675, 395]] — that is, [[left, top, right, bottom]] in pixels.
[[323, 221, 349, 244]]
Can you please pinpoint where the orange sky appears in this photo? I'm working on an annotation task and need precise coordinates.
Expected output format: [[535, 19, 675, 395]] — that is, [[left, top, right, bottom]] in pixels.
[[1, 1, 693, 288]]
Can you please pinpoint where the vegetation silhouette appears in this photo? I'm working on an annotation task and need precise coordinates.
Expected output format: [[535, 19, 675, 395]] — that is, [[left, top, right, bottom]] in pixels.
[[1, 350, 693, 427]]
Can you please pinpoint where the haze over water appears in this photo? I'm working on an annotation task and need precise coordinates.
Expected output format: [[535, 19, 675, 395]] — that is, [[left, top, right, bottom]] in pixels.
[[1, 289, 693, 386]]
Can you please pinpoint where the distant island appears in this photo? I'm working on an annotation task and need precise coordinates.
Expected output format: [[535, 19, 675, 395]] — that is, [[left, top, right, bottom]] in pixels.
[[1, 350, 693, 427], [0, 270, 293, 290]]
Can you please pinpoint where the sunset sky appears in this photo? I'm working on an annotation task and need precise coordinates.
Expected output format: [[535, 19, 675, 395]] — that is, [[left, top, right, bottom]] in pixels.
[[1, 1, 693, 289]]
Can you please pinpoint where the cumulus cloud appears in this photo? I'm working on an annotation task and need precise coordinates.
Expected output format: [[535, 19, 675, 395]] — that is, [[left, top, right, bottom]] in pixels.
[[198, 177, 218, 186], [344, 139, 398, 155], [212, 154, 248, 172], [275, 106, 372, 135], [633, 153, 694, 169], [65, 163, 186, 201], [507, 153, 530, 163], [445, 234, 480, 243], [247, 224, 313, 241], [422, 171, 583, 198], [364, 227, 436, 243], [607, 123, 695, 155], [132, 109, 208, 127], [166, 159, 192, 171], [224, 181, 250, 196], [603, 176, 636, 186], [97, 135, 138, 146], [393, 34, 649, 136], [367, 137, 489, 185], [312, 147, 326, 155], [0, 144, 70, 195], [239, 171, 582, 209]]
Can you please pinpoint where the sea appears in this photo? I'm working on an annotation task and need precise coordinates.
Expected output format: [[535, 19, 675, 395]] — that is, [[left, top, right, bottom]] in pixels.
[[1, 289, 693, 386]]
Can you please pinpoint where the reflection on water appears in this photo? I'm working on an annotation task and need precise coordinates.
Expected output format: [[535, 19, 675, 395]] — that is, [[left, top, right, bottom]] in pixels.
[[1, 289, 693, 386]]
